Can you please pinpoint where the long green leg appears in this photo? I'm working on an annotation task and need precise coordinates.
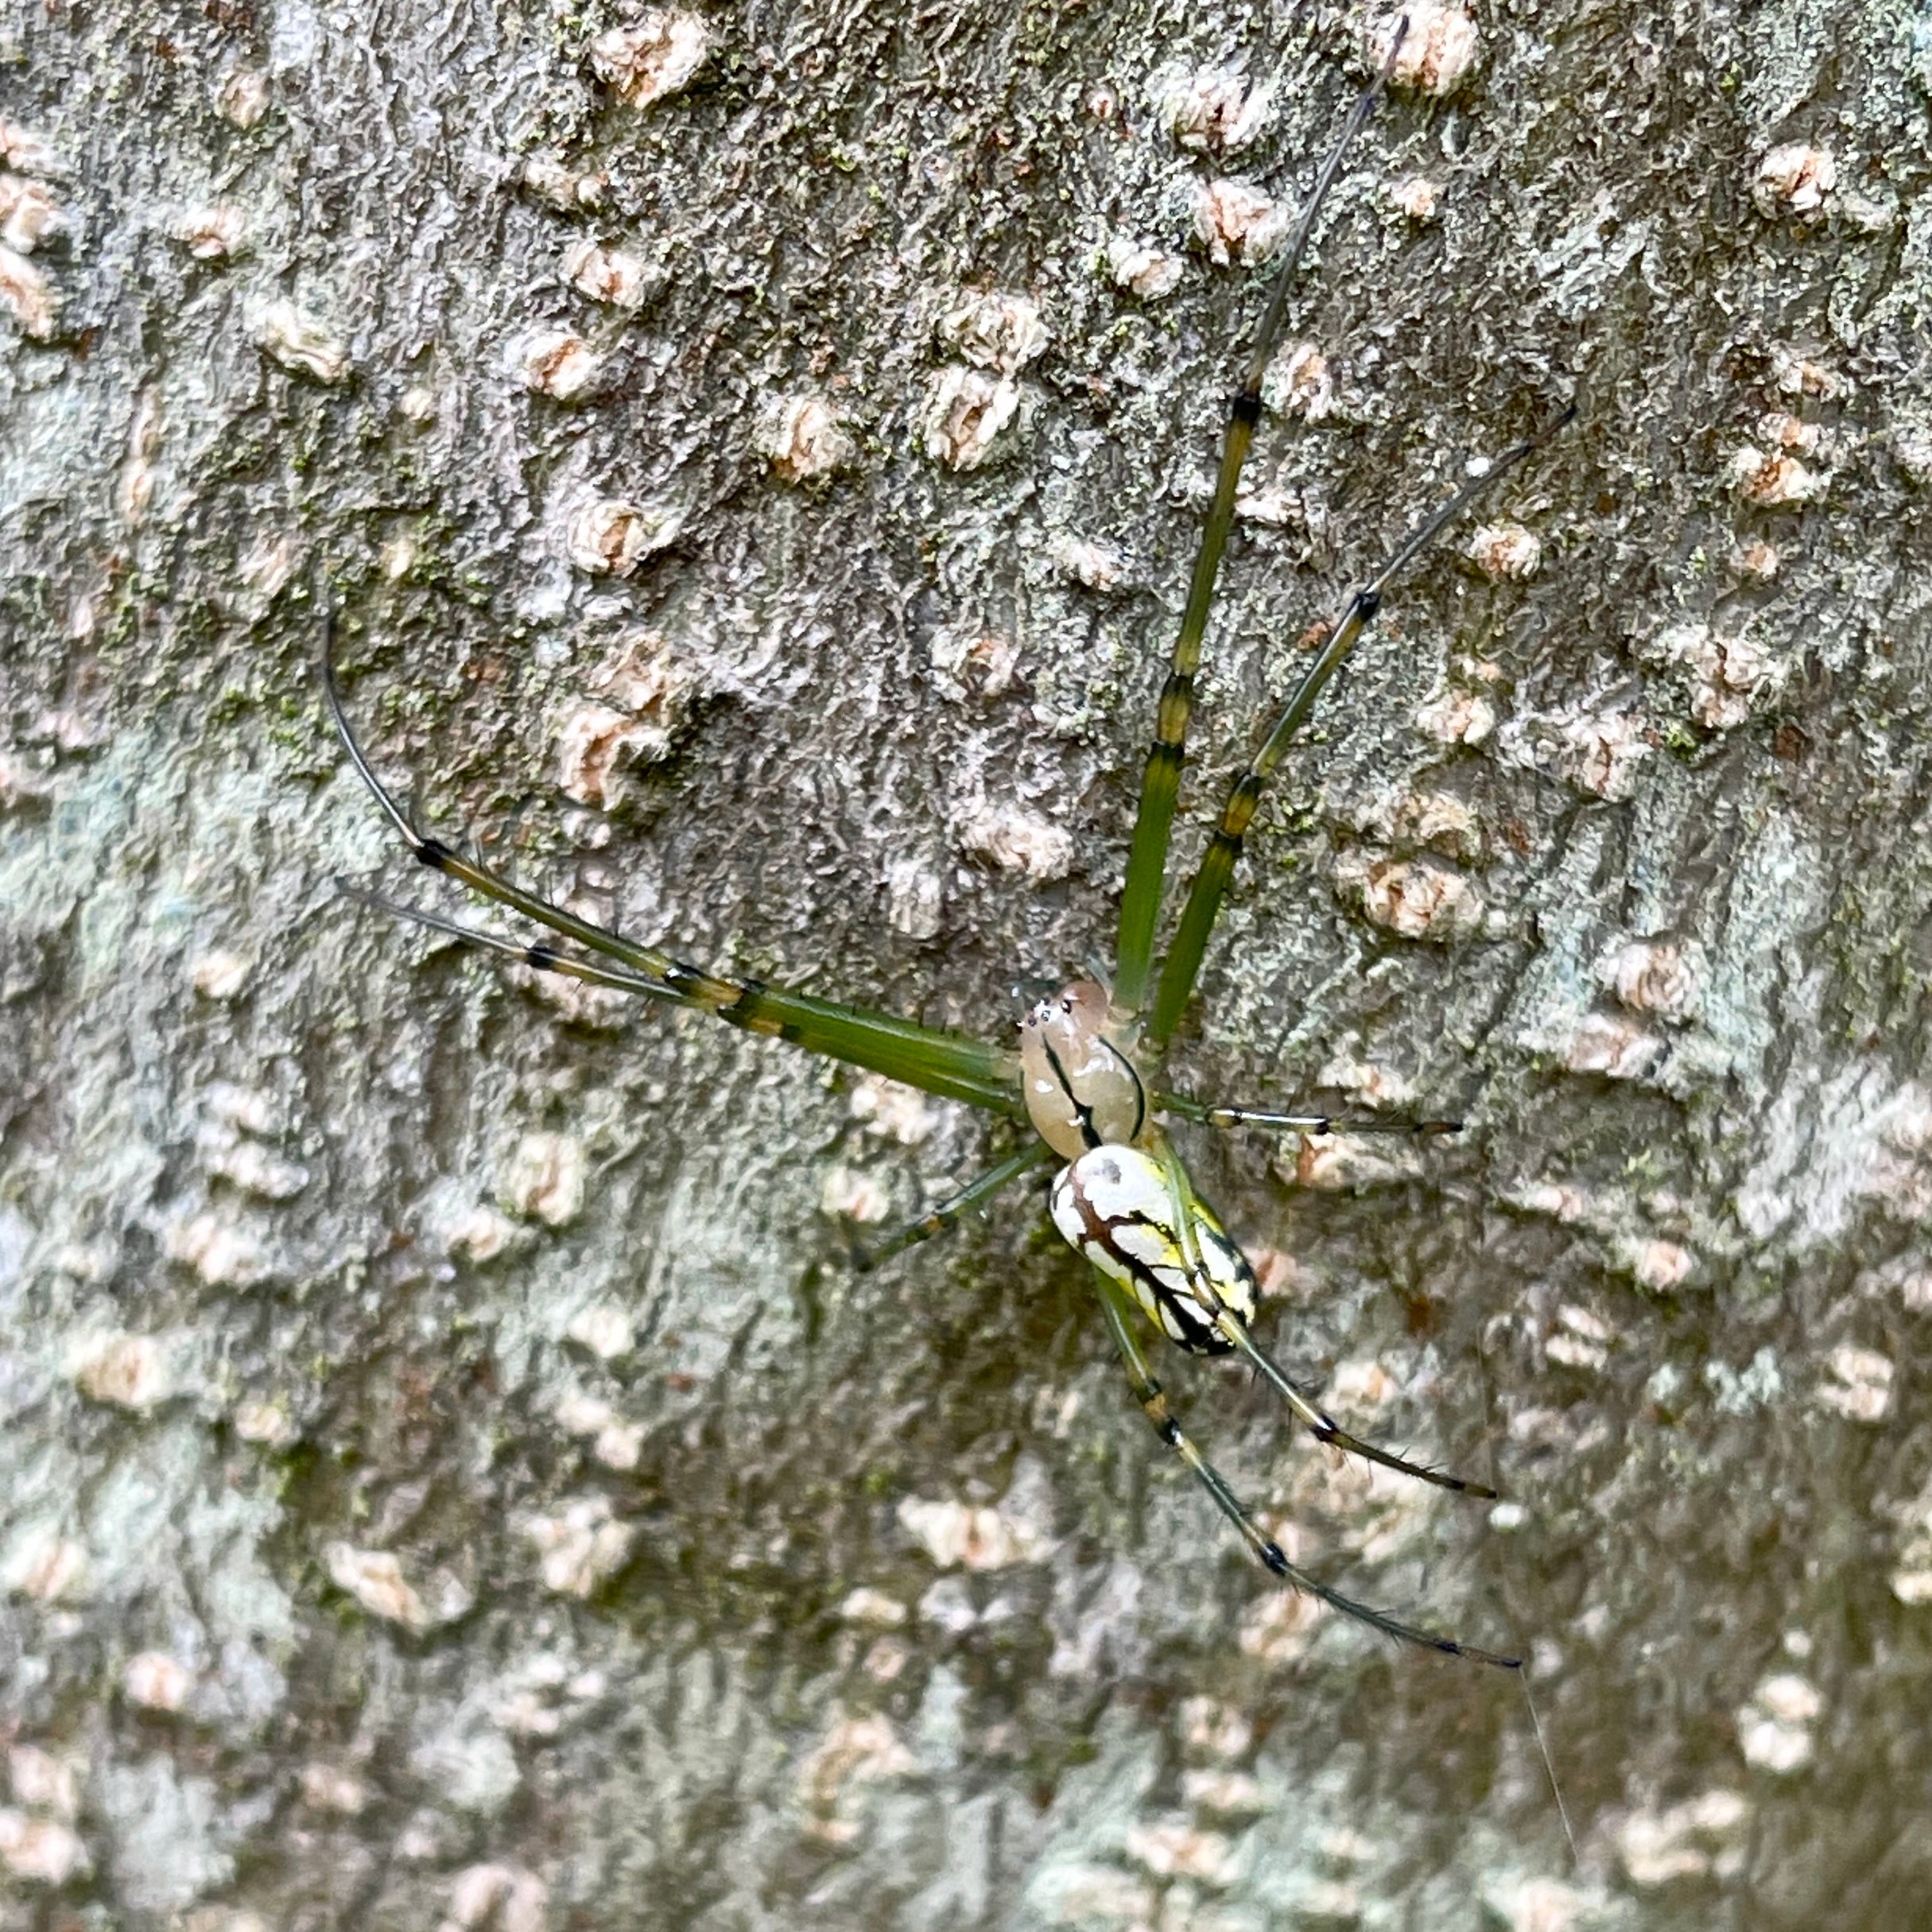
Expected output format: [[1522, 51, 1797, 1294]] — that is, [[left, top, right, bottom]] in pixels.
[[323, 619, 1024, 1115], [1149, 1137, 1494, 1497], [335, 883, 1023, 1113], [853, 1143, 1056, 1271], [1146, 409, 1574, 1048], [1158, 1092, 1461, 1135], [1112, 26, 1410, 1016], [336, 884, 1027, 1112], [336, 880, 686, 1010], [1090, 1271, 1516, 1667]]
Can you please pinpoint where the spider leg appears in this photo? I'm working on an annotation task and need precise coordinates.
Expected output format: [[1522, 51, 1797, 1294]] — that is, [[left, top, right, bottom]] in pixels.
[[1090, 1271, 1517, 1667], [1146, 407, 1575, 1047], [320, 606, 1024, 1115], [334, 882, 686, 1003], [1146, 1137, 1497, 1499], [1159, 1092, 1461, 1135], [1228, 1321, 1498, 1499], [1112, 22, 1413, 1014], [852, 1144, 1056, 1271]]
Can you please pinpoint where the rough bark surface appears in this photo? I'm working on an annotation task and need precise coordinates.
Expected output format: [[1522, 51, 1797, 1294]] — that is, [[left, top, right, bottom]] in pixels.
[[3, 0, 1930, 1926]]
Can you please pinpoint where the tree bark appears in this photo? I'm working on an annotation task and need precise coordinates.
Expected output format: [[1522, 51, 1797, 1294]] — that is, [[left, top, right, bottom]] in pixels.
[[2, 0, 1930, 1926]]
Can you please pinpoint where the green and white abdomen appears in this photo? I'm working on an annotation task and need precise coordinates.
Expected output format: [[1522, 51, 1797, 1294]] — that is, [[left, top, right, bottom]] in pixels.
[[1049, 1144, 1258, 1357]]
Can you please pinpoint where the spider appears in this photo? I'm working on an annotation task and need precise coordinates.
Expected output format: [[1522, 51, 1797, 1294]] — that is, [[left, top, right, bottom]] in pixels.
[[322, 27, 1567, 1674]]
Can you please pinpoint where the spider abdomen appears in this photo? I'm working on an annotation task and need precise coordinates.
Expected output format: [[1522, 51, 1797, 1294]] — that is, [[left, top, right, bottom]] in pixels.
[[1049, 1145, 1258, 1356]]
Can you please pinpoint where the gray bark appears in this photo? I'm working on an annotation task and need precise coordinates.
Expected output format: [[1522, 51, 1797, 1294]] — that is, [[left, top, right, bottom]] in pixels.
[[3, 0, 1930, 1926]]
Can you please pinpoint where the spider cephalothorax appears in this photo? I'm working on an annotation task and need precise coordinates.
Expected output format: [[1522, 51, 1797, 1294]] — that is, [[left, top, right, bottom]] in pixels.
[[1018, 980, 1147, 1158]]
